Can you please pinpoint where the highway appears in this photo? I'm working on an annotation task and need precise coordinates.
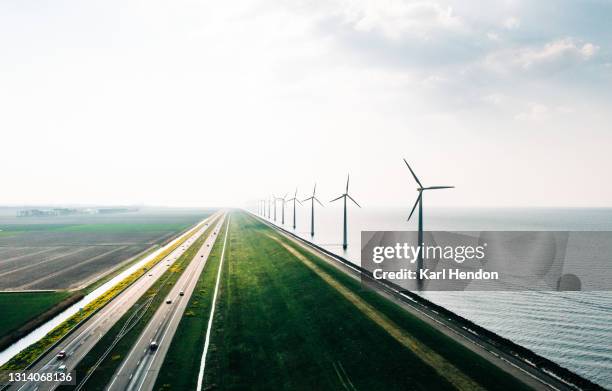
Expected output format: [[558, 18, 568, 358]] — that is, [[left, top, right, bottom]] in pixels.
[[106, 215, 226, 391], [6, 212, 222, 391]]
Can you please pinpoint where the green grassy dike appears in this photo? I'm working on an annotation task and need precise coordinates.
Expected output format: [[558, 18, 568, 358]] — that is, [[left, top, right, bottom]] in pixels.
[[57, 216, 221, 391], [191, 212, 532, 391], [154, 218, 229, 391], [1, 219, 209, 371]]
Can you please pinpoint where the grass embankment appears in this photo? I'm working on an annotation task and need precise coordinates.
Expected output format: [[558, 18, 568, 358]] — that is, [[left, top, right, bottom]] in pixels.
[[59, 216, 221, 391], [154, 219, 228, 390], [197, 212, 532, 391], [0, 218, 211, 371]]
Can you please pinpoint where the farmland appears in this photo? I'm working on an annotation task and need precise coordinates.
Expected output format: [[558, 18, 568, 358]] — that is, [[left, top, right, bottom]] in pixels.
[[0, 208, 213, 290], [0, 291, 73, 337]]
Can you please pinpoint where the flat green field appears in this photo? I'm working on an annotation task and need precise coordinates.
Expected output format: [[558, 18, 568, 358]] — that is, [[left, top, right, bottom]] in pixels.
[[156, 212, 532, 390], [0, 291, 73, 337]]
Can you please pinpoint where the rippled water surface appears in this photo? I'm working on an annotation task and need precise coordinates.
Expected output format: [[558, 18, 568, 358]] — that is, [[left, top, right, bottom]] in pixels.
[[263, 206, 612, 388]]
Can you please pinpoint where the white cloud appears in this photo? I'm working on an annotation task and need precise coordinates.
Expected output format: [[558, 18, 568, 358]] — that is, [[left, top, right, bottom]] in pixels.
[[484, 38, 599, 73], [503, 16, 520, 30], [482, 93, 505, 105], [337, 0, 464, 39], [486, 32, 500, 41], [515, 103, 576, 121], [515, 103, 550, 121]]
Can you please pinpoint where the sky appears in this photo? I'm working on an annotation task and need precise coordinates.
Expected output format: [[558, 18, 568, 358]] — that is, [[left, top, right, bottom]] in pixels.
[[1, 0, 611, 208]]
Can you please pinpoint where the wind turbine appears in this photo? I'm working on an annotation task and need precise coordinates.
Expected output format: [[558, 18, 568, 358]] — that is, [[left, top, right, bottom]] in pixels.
[[302, 183, 324, 237], [404, 159, 454, 270], [276, 194, 288, 225], [286, 188, 302, 230], [272, 195, 278, 222], [268, 196, 272, 219], [330, 174, 361, 250]]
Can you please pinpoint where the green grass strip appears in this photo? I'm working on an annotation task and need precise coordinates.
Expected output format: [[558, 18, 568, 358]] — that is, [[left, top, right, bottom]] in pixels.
[[200, 212, 532, 390]]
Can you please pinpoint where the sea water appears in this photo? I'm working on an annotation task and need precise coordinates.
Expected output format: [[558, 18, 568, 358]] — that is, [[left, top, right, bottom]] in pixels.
[[264, 206, 612, 388]]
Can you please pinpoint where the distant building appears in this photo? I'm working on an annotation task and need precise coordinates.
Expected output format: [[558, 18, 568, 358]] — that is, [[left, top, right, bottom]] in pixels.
[[17, 207, 138, 217]]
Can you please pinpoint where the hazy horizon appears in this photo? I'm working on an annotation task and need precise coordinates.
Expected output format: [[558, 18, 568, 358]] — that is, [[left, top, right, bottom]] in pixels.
[[2, 1, 611, 208]]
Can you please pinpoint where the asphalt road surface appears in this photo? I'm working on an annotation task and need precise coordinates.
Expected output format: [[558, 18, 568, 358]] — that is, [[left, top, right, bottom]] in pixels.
[[106, 216, 226, 391], [5, 212, 222, 391]]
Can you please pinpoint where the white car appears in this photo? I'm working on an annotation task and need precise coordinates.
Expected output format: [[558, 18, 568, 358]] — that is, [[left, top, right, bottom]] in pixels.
[[57, 364, 67, 372]]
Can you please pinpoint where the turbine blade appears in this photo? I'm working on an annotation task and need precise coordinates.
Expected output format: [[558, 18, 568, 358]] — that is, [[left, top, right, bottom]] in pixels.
[[347, 194, 361, 208], [330, 195, 344, 203], [302, 197, 313, 202], [407, 193, 422, 221], [403, 159, 423, 188], [296, 199, 303, 205], [314, 197, 324, 207], [424, 186, 455, 190], [346, 174, 350, 193], [313, 183, 317, 196], [294, 187, 298, 197]]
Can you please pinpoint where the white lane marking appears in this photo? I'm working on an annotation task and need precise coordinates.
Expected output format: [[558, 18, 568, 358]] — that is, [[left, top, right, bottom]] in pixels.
[[196, 216, 230, 391]]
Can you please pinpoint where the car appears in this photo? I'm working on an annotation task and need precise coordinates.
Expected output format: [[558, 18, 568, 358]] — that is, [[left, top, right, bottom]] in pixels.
[[57, 364, 67, 372], [179, 291, 184, 296], [207, 244, 210, 247], [201, 255, 204, 257], [57, 350, 67, 360], [149, 273, 153, 276], [166, 299, 172, 304], [149, 342, 159, 351]]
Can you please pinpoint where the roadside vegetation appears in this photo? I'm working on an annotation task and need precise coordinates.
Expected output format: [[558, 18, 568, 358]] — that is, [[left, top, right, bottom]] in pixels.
[[0, 218, 210, 371], [59, 216, 221, 391], [199, 212, 532, 391], [154, 219, 228, 390]]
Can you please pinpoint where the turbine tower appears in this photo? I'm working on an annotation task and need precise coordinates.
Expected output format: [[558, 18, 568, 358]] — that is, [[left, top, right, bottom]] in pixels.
[[404, 159, 454, 271], [302, 183, 323, 237], [276, 194, 288, 225], [286, 188, 302, 230], [272, 195, 278, 222], [268, 196, 272, 219], [330, 174, 361, 250]]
